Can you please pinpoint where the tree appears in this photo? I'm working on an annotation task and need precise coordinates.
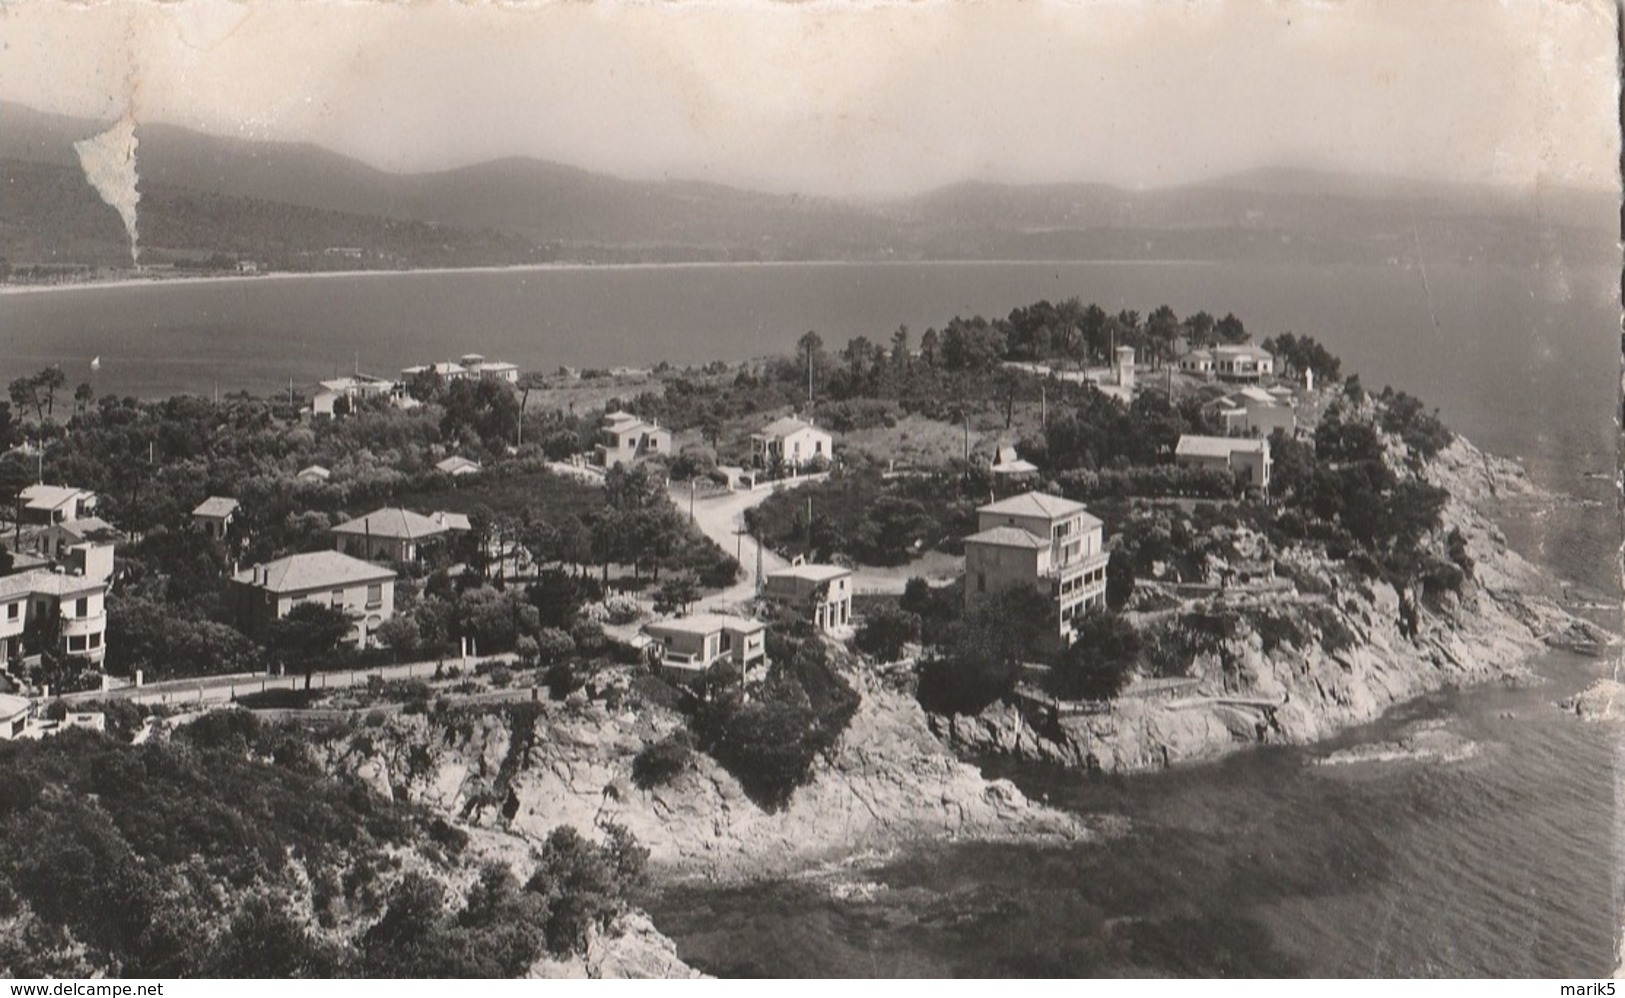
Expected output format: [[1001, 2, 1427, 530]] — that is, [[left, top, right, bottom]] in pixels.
[[72, 383, 94, 420], [653, 575, 700, 615], [889, 324, 911, 371], [8, 376, 41, 422], [35, 367, 65, 419], [796, 330, 826, 402], [266, 602, 354, 689], [918, 328, 940, 369], [1105, 550, 1136, 611], [1215, 312, 1248, 344], [855, 605, 921, 661], [1049, 609, 1140, 701]]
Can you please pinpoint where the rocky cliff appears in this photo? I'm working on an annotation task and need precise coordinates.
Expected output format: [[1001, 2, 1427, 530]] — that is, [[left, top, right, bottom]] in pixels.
[[323, 683, 1088, 883], [934, 438, 1609, 772]]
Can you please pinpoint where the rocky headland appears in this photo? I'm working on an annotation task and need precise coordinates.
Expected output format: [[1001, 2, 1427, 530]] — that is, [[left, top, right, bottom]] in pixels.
[[933, 437, 1609, 773]]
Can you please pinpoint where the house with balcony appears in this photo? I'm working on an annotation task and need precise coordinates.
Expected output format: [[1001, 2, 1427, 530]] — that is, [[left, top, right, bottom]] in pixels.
[[1211, 345, 1276, 382], [192, 497, 241, 541], [331, 507, 451, 564], [0, 567, 110, 666], [643, 613, 766, 681], [962, 491, 1110, 646], [594, 411, 672, 468], [1175, 434, 1272, 490], [231, 551, 396, 647], [18, 485, 97, 526], [750, 415, 833, 473], [763, 562, 853, 632]]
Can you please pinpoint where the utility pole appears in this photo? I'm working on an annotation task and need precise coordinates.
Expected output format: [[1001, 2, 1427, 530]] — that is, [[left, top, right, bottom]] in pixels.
[[807, 348, 813, 407], [689, 479, 696, 524], [1040, 383, 1047, 426], [806, 495, 813, 549], [754, 532, 763, 596]]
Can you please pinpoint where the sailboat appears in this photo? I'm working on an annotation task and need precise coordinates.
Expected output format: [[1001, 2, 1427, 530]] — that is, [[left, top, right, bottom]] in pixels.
[[89, 356, 101, 371]]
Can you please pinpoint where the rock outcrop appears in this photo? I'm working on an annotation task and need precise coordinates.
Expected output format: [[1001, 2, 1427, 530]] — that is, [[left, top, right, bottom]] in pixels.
[[316, 684, 1088, 883]]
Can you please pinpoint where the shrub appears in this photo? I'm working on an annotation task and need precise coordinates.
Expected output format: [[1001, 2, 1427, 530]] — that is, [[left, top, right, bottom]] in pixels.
[[487, 666, 514, 688], [1047, 610, 1140, 702], [915, 654, 1017, 716], [631, 731, 694, 789], [235, 687, 323, 710], [514, 636, 540, 669], [854, 605, 921, 662], [533, 628, 576, 665]]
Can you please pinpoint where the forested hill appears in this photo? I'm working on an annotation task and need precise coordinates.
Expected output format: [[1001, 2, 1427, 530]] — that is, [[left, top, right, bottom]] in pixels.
[[2, 100, 1614, 273]]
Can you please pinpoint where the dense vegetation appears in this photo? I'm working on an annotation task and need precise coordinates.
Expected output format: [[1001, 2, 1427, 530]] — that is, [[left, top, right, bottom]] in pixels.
[[0, 716, 648, 977]]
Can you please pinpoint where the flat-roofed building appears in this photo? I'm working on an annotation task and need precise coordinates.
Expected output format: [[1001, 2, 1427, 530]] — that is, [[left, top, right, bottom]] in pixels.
[[1175, 434, 1272, 489], [643, 613, 767, 680], [763, 563, 853, 632]]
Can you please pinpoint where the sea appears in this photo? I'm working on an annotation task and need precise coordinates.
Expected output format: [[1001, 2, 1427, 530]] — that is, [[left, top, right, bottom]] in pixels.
[[2, 258, 1620, 976]]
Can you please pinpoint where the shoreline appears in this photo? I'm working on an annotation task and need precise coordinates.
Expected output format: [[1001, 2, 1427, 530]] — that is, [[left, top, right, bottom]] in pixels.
[[0, 257, 1233, 298]]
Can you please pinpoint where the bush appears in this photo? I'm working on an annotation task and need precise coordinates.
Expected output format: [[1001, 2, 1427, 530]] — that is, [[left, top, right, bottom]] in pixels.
[[631, 731, 694, 789], [514, 636, 540, 668], [854, 605, 921, 662], [533, 628, 576, 665], [688, 643, 859, 811], [1048, 610, 1140, 702], [487, 666, 513, 688], [915, 654, 1017, 716], [236, 687, 323, 710]]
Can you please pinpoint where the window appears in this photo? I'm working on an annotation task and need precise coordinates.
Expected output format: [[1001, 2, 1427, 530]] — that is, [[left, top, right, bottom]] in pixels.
[[977, 572, 986, 594], [5, 603, 16, 621], [720, 632, 733, 652], [366, 583, 383, 606], [74, 597, 87, 618], [89, 633, 101, 649], [67, 635, 86, 652]]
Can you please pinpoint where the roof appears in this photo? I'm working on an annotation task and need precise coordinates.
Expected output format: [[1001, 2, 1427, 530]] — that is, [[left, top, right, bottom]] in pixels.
[[1213, 345, 1275, 361], [755, 416, 825, 439], [991, 459, 1039, 475], [1176, 434, 1269, 458], [1181, 349, 1213, 361], [332, 507, 449, 540], [433, 511, 472, 531], [0, 568, 106, 601], [436, 456, 482, 473], [0, 695, 28, 720], [297, 465, 331, 480], [20, 485, 89, 512], [964, 526, 1049, 550], [192, 497, 240, 519], [1236, 386, 1278, 404], [646, 613, 764, 637], [233, 550, 396, 594], [54, 517, 121, 542], [977, 491, 1088, 521], [766, 563, 851, 583]]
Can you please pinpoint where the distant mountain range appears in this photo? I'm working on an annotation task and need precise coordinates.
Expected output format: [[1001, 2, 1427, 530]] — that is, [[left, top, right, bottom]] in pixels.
[[1, 100, 1616, 274]]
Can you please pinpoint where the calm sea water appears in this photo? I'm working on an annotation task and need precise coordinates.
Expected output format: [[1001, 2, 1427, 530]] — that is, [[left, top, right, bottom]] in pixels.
[[3, 259, 1620, 975]]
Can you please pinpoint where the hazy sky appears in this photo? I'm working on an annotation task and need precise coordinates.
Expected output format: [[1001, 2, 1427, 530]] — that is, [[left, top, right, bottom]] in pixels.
[[0, 0, 1618, 198]]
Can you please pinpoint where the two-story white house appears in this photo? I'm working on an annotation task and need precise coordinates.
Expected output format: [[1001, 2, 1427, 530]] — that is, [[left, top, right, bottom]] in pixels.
[[0, 568, 110, 666], [18, 485, 97, 526], [750, 415, 833, 473], [962, 491, 1110, 646], [192, 497, 241, 541], [594, 411, 672, 468], [643, 613, 767, 681], [1175, 434, 1272, 490], [231, 550, 397, 647], [763, 562, 853, 632]]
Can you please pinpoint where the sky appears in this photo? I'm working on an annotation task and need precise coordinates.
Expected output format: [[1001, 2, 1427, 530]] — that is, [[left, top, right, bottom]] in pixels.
[[0, 0, 1618, 199]]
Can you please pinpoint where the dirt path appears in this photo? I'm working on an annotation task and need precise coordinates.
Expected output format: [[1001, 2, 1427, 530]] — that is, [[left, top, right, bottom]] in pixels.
[[671, 482, 791, 609], [670, 479, 961, 602]]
